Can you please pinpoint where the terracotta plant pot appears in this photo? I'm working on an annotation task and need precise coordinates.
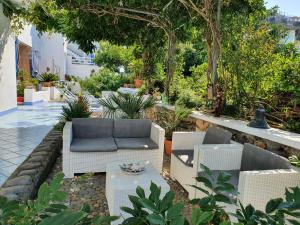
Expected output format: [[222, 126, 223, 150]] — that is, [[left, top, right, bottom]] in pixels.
[[42, 82, 51, 87], [17, 96, 24, 103], [164, 139, 172, 156], [134, 79, 143, 88]]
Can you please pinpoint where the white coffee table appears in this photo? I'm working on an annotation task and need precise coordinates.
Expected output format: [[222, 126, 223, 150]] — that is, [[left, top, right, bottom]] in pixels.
[[105, 162, 170, 225]]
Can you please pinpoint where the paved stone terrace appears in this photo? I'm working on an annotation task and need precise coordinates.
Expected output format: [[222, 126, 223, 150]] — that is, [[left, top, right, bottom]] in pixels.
[[47, 154, 193, 218], [0, 126, 52, 186], [0, 102, 63, 186]]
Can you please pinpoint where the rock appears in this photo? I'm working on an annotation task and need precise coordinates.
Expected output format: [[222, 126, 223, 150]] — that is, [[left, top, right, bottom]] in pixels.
[[3, 176, 33, 187], [266, 141, 281, 151], [19, 162, 42, 170], [0, 185, 31, 196], [34, 146, 52, 152], [19, 169, 39, 176], [31, 152, 51, 157], [27, 155, 49, 165], [3, 193, 19, 201], [254, 140, 267, 149], [28, 155, 47, 163]]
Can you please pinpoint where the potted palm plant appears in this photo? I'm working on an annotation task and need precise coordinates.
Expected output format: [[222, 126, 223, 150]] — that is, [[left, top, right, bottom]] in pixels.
[[99, 92, 156, 119], [155, 106, 191, 155], [39, 72, 59, 87]]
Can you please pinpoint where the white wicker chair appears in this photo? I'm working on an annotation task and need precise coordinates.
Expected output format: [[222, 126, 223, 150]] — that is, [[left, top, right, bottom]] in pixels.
[[195, 143, 300, 211], [170, 128, 243, 199], [63, 121, 165, 178]]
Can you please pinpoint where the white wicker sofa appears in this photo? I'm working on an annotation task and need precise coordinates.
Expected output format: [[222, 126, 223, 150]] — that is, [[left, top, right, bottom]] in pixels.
[[63, 118, 165, 178], [170, 127, 243, 199], [195, 143, 300, 211]]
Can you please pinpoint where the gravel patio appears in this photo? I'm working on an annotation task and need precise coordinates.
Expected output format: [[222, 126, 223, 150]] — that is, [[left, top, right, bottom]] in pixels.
[[46, 154, 193, 218]]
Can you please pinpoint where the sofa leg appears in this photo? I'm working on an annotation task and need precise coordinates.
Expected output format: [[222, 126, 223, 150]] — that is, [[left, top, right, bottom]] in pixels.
[[63, 171, 74, 179]]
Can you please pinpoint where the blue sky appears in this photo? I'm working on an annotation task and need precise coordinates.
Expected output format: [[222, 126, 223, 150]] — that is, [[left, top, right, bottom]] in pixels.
[[265, 0, 300, 16]]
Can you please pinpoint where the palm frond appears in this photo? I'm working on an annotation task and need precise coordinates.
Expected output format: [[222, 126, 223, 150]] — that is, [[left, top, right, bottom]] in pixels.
[[99, 92, 156, 119], [60, 99, 91, 121]]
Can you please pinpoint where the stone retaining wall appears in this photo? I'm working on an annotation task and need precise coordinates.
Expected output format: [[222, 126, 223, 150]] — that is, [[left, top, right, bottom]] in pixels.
[[146, 106, 299, 157], [0, 130, 62, 201]]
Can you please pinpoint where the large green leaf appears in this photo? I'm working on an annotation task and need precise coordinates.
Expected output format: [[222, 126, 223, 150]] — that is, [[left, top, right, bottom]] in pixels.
[[161, 191, 175, 212], [38, 211, 84, 225], [265, 198, 283, 214], [167, 203, 184, 220], [136, 186, 146, 198], [139, 198, 158, 212], [146, 214, 165, 225]]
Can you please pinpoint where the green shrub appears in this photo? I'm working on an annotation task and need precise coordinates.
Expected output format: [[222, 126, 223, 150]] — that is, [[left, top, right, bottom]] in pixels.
[[39, 72, 59, 82], [18, 69, 31, 81], [169, 64, 207, 109], [0, 173, 116, 225], [155, 106, 191, 140], [1, 168, 299, 225], [17, 83, 25, 97], [65, 75, 80, 82], [94, 41, 135, 72], [120, 182, 186, 225], [80, 69, 127, 97], [60, 96, 91, 122], [289, 155, 300, 168], [121, 165, 300, 225]]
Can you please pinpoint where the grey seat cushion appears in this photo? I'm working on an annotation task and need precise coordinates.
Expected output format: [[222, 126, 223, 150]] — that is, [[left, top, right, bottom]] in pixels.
[[172, 150, 194, 167], [198, 170, 240, 201], [241, 143, 292, 171], [72, 118, 114, 138], [113, 119, 152, 138], [70, 138, 117, 152], [202, 127, 232, 144], [114, 138, 158, 150]]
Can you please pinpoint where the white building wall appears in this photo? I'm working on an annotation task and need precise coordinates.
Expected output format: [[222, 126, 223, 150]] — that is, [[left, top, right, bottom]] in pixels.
[[39, 33, 66, 79], [18, 27, 66, 80], [0, 4, 17, 114], [66, 55, 100, 79], [18, 24, 36, 47]]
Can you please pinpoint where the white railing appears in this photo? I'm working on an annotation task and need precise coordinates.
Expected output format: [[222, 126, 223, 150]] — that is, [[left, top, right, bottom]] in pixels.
[[71, 56, 95, 65]]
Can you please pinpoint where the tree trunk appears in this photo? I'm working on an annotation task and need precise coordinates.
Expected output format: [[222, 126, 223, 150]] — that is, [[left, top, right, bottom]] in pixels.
[[211, 0, 222, 96], [142, 51, 151, 94], [206, 30, 213, 84], [165, 31, 177, 100]]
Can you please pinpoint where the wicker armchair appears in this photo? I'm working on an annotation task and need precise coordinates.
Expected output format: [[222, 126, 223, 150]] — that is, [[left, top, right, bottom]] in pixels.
[[195, 143, 300, 210], [170, 127, 243, 199]]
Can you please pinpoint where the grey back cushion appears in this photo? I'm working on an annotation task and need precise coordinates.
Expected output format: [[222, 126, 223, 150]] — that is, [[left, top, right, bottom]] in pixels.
[[202, 127, 232, 144], [72, 118, 114, 138], [113, 119, 152, 138], [241, 143, 292, 171]]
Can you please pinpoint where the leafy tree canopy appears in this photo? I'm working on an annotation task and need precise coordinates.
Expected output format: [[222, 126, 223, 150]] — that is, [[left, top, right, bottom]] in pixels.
[[94, 41, 136, 72], [20, 0, 190, 52]]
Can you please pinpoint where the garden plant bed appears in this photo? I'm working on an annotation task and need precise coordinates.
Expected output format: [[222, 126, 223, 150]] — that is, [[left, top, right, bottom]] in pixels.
[[46, 154, 193, 219]]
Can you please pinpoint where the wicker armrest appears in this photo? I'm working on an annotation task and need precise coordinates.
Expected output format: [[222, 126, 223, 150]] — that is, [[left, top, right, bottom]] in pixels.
[[195, 143, 244, 171], [150, 123, 165, 146], [238, 169, 300, 210], [172, 132, 206, 150], [63, 122, 73, 152]]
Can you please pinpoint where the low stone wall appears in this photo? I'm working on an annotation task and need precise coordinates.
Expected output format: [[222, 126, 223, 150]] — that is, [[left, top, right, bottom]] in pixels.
[[0, 130, 62, 201], [147, 105, 299, 157]]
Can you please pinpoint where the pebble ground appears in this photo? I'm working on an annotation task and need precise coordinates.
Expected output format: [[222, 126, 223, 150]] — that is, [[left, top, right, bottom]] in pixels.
[[47, 154, 193, 218]]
